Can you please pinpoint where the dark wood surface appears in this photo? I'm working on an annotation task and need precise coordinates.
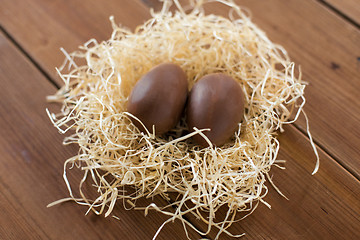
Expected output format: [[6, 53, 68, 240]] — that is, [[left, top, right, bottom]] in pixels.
[[0, 0, 359, 239], [0, 31, 200, 240], [324, 0, 360, 25]]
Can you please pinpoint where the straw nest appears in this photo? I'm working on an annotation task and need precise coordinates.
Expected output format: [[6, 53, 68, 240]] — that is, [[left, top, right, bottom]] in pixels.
[[47, 0, 318, 239]]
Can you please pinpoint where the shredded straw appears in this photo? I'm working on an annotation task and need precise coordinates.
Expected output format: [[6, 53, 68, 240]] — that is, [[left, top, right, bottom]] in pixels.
[[47, 0, 319, 239]]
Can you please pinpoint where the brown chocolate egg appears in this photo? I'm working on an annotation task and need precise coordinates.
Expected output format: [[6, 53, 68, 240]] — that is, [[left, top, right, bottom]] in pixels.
[[127, 63, 188, 135], [186, 73, 245, 146]]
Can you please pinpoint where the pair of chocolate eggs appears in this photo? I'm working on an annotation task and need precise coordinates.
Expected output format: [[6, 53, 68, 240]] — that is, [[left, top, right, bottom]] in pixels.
[[127, 63, 245, 147]]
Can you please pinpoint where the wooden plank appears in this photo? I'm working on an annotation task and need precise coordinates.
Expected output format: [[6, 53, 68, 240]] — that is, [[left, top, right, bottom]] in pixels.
[[1, 0, 360, 239], [142, 0, 360, 177], [0, 32, 201, 240], [323, 0, 360, 25], [137, 1, 360, 238], [178, 125, 360, 239], [195, 0, 360, 177], [229, 0, 360, 178], [0, 0, 151, 86], [1, 0, 359, 178]]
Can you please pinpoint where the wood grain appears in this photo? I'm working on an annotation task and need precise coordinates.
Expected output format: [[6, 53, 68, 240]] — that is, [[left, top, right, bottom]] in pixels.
[[231, 0, 360, 178], [0, 0, 151, 86], [137, 1, 360, 238], [176, 125, 360, 239], [141, 0, 360, 177], [0, 32, 201, 240], [1, 0, 359, 178], [323, 0, 360, 25], [1, 0, 360, 239]]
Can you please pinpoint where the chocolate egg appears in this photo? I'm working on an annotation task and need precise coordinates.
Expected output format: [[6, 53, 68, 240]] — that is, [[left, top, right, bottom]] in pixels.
[[127, 63, 188, 135], [186, 73, 245, 146]]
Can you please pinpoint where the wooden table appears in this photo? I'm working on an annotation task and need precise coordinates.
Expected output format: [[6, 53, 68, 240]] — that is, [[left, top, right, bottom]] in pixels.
[[0, 0, 359, 239]]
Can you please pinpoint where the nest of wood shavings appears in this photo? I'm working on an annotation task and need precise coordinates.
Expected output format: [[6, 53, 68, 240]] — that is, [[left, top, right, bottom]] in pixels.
[[47, 0, 319, 239]]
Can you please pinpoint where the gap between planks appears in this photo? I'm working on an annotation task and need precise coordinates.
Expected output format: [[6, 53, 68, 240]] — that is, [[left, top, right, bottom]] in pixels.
[[0, 22, 212, 240], [292, 122, 359, 181], [1, 0, 358, 178], [1, 12, 359, 239], [0, 19, 360, 186], [316, 0, 360, 28], [0, 30, 202, 240], [138, 0, 360, 180], [0, 24, 60, 89], [140, 0, 360, 29], [0, 2, 358, 184]]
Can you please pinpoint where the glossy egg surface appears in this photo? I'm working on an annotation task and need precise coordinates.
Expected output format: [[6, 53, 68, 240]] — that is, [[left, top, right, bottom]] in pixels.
[[186, 73, 244, 146], [127, 63, 188, 134]]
